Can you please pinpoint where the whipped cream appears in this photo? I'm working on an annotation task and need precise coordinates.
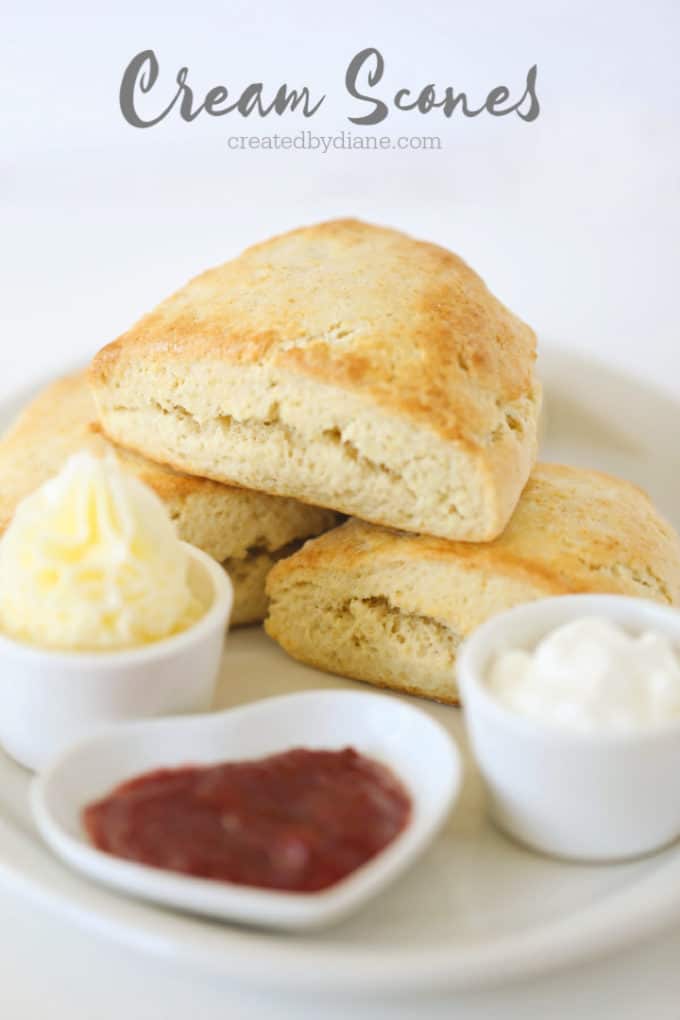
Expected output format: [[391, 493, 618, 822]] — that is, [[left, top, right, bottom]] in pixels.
[[487, 617, 680, 732], [0, 452, 201, 650]]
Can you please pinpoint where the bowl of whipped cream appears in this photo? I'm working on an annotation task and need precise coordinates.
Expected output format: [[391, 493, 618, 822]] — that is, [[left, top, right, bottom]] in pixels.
[[0, 452, 233, 771], [457, 594, 680, 861]]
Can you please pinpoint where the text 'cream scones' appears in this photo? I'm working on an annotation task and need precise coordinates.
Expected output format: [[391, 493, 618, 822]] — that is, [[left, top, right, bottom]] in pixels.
[[90, 219, 540, 542], [265, 464, 680, 704], [0, 373, 338, 626]]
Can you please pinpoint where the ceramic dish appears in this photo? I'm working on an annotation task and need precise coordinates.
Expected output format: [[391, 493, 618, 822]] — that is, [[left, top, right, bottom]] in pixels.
[[0, 544, 233, 771], [31, 690, 459, 931], [458, 594, 680, 861]]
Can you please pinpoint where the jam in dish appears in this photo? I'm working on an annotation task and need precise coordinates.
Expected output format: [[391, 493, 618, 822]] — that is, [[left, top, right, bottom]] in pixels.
[[83, 747, 411, 892]]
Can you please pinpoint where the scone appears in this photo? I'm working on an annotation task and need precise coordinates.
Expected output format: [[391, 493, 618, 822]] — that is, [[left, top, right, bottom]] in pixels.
[[265, 464, 680, 704], [90, 219, 540, 542], [0, 374, 338, 626]]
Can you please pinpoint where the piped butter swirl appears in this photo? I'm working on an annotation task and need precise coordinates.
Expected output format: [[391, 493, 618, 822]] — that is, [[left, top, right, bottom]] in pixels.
[[0, 452, 201, 650]]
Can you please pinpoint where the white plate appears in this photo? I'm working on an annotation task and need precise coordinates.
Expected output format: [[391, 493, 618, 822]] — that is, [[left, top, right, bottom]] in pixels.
[[31, 690, 460, 931], [1, 346, 680, 996]]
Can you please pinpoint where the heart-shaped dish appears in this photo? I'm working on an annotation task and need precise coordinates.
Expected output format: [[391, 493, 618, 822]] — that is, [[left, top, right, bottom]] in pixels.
[[31, 689, 461, 931]]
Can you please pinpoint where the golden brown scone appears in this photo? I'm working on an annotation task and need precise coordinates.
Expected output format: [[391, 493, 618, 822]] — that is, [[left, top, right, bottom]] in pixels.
[[0, 374, 338, 626], [90, 219, 540, 542], [265, 464, 680, 704]]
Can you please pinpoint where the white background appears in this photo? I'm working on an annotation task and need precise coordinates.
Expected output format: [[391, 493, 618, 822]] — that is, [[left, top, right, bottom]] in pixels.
[[2, 2, 680, 1017], [4, 1, 679, 397]]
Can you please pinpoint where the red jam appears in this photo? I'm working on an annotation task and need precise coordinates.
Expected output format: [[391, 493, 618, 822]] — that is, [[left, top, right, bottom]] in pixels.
[[83, 747, 411, 893]]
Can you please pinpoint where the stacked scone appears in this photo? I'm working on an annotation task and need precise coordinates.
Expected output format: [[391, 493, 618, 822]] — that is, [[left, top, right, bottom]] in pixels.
[[83, 218, 680, 702]]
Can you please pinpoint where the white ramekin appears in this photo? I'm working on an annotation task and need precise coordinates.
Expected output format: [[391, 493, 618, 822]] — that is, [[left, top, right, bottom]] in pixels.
[[457, 594, 680, 862], [0, 543, 233, 772]]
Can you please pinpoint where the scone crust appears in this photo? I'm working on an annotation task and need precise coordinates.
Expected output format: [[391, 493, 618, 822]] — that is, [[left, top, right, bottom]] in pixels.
[[91, 218, 536, 444], [90, 220, 540, 542]]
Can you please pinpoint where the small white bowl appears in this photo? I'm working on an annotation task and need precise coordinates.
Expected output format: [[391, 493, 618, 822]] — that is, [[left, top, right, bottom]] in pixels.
[[30, 689, 461, 931], [0, 543, 233, 771], [457, 594, 680, 862]]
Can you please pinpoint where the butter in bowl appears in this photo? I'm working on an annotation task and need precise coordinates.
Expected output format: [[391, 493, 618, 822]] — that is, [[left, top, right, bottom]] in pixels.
[[0, 452, 233, 770]]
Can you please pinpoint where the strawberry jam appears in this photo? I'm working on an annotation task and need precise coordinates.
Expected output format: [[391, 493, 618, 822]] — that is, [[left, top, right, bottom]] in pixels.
[[83, 747, 411, 892]]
